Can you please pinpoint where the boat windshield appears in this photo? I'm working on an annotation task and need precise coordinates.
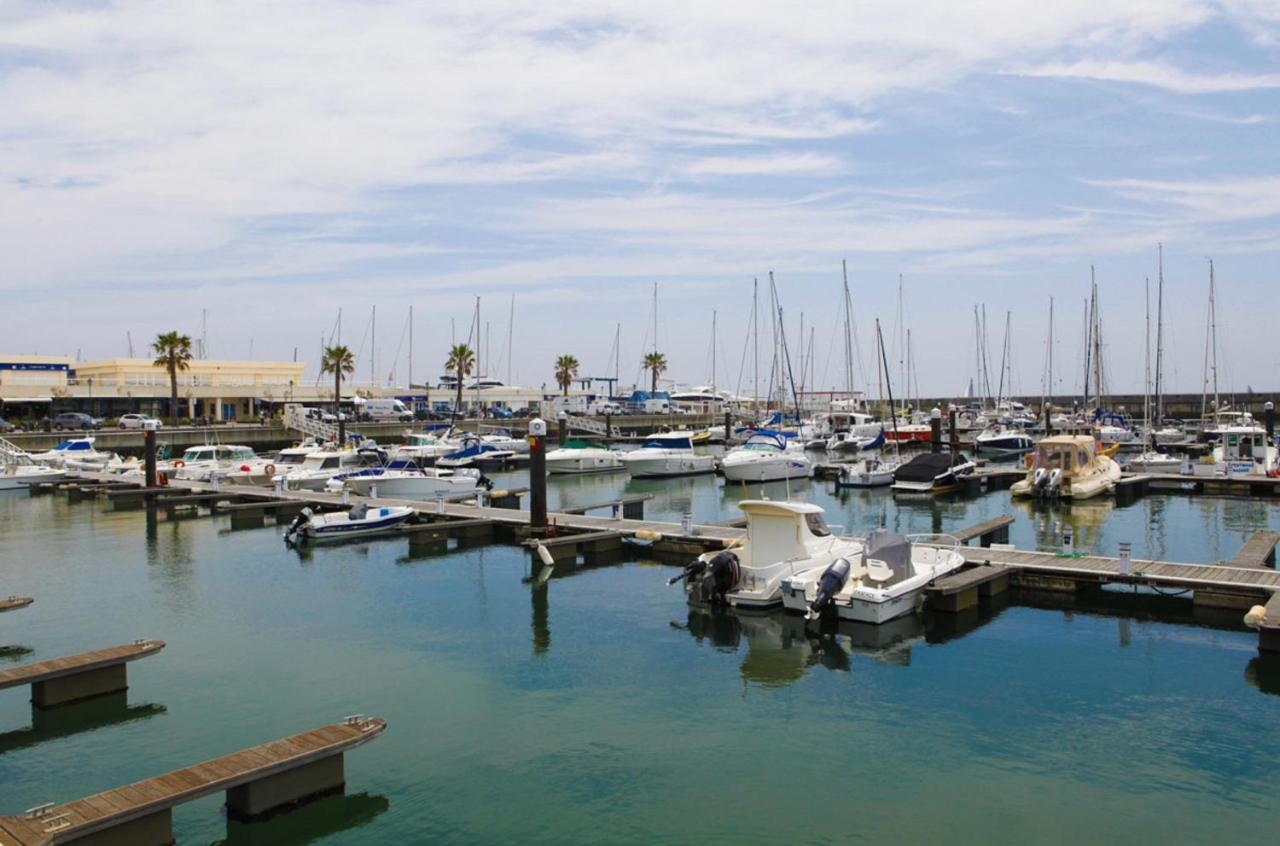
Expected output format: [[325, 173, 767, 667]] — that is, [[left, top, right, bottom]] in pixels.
[[275, 453, 306, 465], [805, 513, 831, 537], [642, 437, 691, 450], [183, 448, 213, 462], [230, 448, 256, 460]]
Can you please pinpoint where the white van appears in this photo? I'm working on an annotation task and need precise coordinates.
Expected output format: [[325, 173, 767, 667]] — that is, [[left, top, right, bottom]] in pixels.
[[363, 398, 414, 422]]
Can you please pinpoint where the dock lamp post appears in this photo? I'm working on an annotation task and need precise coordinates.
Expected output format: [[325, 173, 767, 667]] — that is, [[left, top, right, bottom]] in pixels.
[[557, 410, 568, 447], [528, 418, 548, 535]]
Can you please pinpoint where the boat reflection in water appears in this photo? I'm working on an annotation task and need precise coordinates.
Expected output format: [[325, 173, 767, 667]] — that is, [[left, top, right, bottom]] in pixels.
[[673, 605, 925, 687], [1012, 495, 1116, 553]]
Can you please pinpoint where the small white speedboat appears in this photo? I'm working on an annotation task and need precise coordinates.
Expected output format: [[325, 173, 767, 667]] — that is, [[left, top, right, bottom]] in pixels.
[[29, 437, 113, 470], [619, 432, 715, 478], [283, 503, 414, 544], [668, 500, 862, 609], [781, 529, 966, 624], [545, 439, 625, 475], [834, 454, 898, 488], [328, 462, 486, 499], [1126, 450, 1183, 473], [720, 432, 813, 482], [0, 460, 67, 491]]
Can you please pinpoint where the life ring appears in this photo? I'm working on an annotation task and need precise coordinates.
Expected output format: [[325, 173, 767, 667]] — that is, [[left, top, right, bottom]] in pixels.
[[173, 459, 185, 468], [265, 463, 276, 476]]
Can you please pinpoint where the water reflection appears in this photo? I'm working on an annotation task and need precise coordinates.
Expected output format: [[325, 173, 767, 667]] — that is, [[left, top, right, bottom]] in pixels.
[[531, 583, 550, 655], [673, 605, 926, 687], [0, 645, 34, 662], [1011, 497, 1117, 553], [0, 692, 166, 755], [212, 791, 390, 846], [1243, 655, 1280, 696]]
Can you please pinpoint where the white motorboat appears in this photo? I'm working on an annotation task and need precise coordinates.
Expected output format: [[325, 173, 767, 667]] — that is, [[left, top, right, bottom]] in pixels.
[[1207, 419, 1278, 477], [974, 424, 1034, 455], [479, 428, 529, 455], [834, 454, 898, 488], [266, 439, 326, 477], [1126, 450, 1183, 473], [0, 458, 67, 491], [29, 437, 113, 470], [436, 436, 515, 469], [391, 429, 462, 465], [720, 432, 813, 483], [1152, 425, 1192, 446], [1011, 435, 1122, 500], [279, 449, 385, 491], [545, 439, 625, 475], [825, 413, 883, 454], [667, 500, 862, 609], [890, 451, 976, 494], [619, 432, 715, 478], [328, 462, 486, 500], [283, 503, 415, 544], [173, 445, 275, 485], [781, 529, 966, 624]]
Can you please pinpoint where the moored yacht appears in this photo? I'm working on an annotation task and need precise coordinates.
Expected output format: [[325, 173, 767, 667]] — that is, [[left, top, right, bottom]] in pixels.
[[279, 449, 385, 491], [974, 424, 1034, 455], [545, 439, 625, 475], [667, 500, 862, 609], [29, 437, 113, 470], [720, 432, 813, 483], [328, 461, 487, 499], [890, 451, 976, 494], [1207, 418, 1278, 477], [1011, 434, 1121, 500], [619, 431, 715, 478]]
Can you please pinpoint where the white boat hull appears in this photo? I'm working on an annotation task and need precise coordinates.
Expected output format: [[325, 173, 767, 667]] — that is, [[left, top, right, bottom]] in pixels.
[[546, 450, 625, 475], [343, 473, 478, 499], [622, 454, 715, 477], [720, 455, 813, 482]]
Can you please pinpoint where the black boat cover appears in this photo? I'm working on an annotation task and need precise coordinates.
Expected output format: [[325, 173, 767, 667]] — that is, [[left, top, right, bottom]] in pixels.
[[892, 452, 970, 483]]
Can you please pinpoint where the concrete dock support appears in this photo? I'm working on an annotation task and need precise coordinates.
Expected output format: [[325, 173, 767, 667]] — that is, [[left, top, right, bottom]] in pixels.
[[230, 509, 265, 530], [408, 527, 449, 555], [73, 808, 173, 846], [226, 754, 345, 821], [32, 664, 128, 709], [528, 418, 547, 536]]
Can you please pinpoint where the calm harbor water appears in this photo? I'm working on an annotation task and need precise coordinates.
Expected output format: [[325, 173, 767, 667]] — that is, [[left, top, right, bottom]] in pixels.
[[2, 465, 1279, 845]]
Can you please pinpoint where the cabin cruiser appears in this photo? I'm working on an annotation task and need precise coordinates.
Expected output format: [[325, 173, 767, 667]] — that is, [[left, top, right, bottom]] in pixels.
[[392, 429, 462, 465], [1206, 419, 1278, 477], [1126, 449, 1183, 473], [1011, 435, 1121, 500], [667, 500, 863, 609], [781, 529, 966, 624], [720, 432, 814, 483], [171, 445, 274, 484], [824, 413, 884, 454], [0, 457, 67, 491], [545, 439, 625, 474], [479, 428, 528, 454], [278, 449, 385, 491], [974, 424, 1034, 455], [267, 439, 326, 476], [436, 435, 515, 469], [28, 437, 113, 470], [327, 461, 487, 499], [890, 452, 976, 494], [284, 503, 415, 544], [619, 431, 715, 478]]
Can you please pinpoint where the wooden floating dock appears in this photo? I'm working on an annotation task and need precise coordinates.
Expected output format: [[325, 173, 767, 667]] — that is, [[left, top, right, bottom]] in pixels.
[[1228, 531, 1280, 569], [926, 564, 1010, 613], [1257, 593, 1280, 653], [0, 596, 34, 615], [0, 640, 164, 709], [0, 715, 386, 846]]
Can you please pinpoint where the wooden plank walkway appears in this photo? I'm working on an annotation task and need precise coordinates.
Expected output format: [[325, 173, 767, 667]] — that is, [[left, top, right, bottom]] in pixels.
[[951, 515, 1014, 545], [0, 641, 164, 691], [1228, 531, 1280, 569], [0, 596, 33, 615], [0, 717, 386, 846], [928, 564, 1010, 596]]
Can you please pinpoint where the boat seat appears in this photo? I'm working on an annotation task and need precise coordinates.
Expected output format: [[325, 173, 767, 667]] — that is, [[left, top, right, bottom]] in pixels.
[[864, 558, 894, 586]]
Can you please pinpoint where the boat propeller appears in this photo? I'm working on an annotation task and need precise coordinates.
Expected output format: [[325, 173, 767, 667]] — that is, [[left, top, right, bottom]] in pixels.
[[667, 557, 707, 586], [806, 557, 852, 621], [282, 507, 313, 545]]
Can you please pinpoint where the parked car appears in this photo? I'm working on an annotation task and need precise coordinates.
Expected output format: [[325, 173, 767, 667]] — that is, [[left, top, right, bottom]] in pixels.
[[0, 416, 14, 433], [306, 407, 337, 423], [118, 413, 163, 430], [53, 412, 100, 431]]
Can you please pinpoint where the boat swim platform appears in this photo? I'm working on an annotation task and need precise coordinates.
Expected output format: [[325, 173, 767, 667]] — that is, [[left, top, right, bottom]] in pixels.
[[0, 597, 34, 615], [0, 716, 386, 846], [0, 641, 164, 710]]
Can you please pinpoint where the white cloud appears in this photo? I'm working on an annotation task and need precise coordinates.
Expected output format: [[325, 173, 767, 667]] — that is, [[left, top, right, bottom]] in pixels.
[[1014, 59, 1280, 93]]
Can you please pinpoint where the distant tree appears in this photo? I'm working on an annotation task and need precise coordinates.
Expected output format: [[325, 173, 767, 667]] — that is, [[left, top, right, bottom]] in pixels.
[[445, 344, 475, 417], [554, 355, 580, 397], [151, 331, 193, 422], [643, 351, 667, 395], [321, 345, 355, 444]]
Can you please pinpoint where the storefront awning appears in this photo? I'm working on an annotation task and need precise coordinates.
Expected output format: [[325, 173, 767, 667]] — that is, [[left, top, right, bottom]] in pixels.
[[0, 396, 52, 403]]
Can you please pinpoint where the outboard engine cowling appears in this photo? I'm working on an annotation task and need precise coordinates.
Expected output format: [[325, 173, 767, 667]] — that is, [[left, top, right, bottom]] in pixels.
[[1030, 467, 1047, 494], [283, 507, 313, 544], [807, 557, 852, 620], [1045, 468, 1063, 498], [667, 556, 708, 587], [691, 551, 741, 605]]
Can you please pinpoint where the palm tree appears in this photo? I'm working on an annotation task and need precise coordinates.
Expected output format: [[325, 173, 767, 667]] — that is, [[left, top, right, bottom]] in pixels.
[[643, 351, 667, 395], [445, 344, 475, 417], [151, 331, 193, 422], [321, 345, 355, 444], [554, 355, 580, 397]]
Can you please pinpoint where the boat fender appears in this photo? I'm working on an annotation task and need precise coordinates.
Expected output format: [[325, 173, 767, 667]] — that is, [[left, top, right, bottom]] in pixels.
[[265, 463, 275, 476], [157, 473, 168, 487], [806, 557, 852, 620], [536, 544, 555, 568], [240, 464, 251, 472], [634, 529, 662, 541], [1244, 605, 1267, 629]]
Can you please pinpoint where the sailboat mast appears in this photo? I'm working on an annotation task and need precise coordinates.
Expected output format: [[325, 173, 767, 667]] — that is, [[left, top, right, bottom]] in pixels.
[[752, 278, 759, 416], [408, 305, 414, 389], [1209, 259, 1219, 417], [842, 260, 854, 399], [1155, 244, 1164, 426], [1143, 277, 1151, 441], [876, 319, 901, 457], [371, 304, 376, 387], [507, 294, 515, 386], [711, 310, 717, 395]]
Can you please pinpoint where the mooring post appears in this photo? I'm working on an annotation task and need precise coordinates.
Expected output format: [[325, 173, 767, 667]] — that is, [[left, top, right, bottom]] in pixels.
[[1265, 401, 1275, 443], [557, 410, 567, 447], [930, 406, 942, 453], [529, 417, 547, 536], [724, 410, 732, 444], [143, 420, 158, 488], [1045, 402, 1053, 435], [948, 408, 958, 453], [605, 406, 614, 442]]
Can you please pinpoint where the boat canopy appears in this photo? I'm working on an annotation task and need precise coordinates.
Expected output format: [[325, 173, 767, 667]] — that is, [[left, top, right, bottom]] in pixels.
[[893, 452, 970, 482], [743, 432, 787, 451], [52, 439, 95, 452], [561, 439, 600, 450]]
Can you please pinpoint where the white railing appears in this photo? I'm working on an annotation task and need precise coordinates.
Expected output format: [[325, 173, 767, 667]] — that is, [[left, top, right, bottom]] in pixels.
[[283, 405, 338, 442], [566, 415, 609, 436], [0, 435, 28, 463]]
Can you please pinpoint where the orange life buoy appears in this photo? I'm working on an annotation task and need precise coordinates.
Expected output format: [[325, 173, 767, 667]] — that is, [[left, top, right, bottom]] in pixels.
[[173, 459, 185, 468], [265, 463, 276, 476]]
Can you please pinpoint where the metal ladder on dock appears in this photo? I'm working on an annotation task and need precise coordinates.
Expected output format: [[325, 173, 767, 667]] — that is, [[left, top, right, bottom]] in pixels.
[[0, 435, 28, 463], [283, 404, 339, 442], [566, 415, 609, 437]]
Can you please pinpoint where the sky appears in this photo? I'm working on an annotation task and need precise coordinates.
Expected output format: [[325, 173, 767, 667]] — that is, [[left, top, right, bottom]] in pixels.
[[3, 0, 1279, 399]]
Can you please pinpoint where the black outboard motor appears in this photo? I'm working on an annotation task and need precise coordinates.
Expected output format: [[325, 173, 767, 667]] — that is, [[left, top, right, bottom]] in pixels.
[[667, 556, 708, 587], [691, 551, 740, 605], [283, 507, 313, 544], [1030, 467, 1048, 496], [806, 557, 852, 620]]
